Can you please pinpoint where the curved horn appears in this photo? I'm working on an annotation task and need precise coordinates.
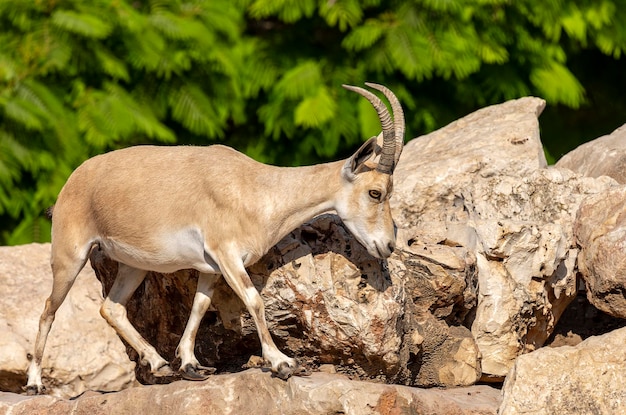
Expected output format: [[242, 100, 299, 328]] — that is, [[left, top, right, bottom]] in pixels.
[[342, 84, 396, 174], [365, 82, 405, 166]]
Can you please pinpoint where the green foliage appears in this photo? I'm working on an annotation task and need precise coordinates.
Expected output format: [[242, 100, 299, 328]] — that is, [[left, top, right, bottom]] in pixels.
[[0, 0, 249, 244], [1, 0, 625, 244]]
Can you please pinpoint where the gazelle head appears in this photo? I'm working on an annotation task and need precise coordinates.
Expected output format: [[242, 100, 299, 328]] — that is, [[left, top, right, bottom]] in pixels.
[[335, 83, 405, 259]]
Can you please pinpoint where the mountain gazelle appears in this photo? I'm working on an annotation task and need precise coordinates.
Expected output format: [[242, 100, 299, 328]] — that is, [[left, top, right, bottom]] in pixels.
[[25, 82, 405, 394]]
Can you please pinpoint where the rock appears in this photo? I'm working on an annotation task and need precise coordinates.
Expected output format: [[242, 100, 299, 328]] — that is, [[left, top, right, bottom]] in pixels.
[[499, 327, 626, 414], [575, 186, 626, 318], [90, 214, 482, 388], [0, 243, 136, 398], [391, 97, 618, 379], [556, 124, 626, 183], [466, 170, 614, 379], [393, 97, 548, 231], [0, 369, 502, 415], [394, 234, 480, 387], [397, 97, 547, 187]]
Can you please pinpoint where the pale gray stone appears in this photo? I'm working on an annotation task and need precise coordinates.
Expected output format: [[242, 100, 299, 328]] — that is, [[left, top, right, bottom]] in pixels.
[[556, 124, 626, 183], [575, 185, 626, 318], [499, 327, 626, 415], [391, 97, 617, 379], [0, 243, 136, 398], [0, 369, 501, 415]]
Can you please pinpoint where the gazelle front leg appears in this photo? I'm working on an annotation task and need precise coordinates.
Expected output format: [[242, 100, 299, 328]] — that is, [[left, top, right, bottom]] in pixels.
[[216, 251, 308, 379], [176, 272, 219, 380]]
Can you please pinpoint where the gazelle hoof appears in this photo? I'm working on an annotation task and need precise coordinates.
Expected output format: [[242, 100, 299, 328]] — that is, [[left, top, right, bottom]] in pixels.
[[274, 361, 310, 380], [24, 384, 46, 395], [293, 365, 311, 377], [180, 364, 216, 381], [152, 364, 176, 378]]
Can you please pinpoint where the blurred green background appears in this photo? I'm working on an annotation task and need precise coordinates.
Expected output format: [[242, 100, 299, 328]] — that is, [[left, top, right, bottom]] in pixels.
[[1, 0, 625, 245]]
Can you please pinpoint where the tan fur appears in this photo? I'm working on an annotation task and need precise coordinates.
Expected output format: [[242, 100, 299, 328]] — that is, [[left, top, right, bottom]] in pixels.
[[25, 84, 404, 394]]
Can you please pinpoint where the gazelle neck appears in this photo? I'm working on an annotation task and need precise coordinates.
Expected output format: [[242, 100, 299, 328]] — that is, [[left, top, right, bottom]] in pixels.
[[260, 160, 345, 249]]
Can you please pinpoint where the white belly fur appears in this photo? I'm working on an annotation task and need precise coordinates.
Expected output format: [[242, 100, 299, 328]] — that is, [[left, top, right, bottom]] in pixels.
[[98, 227, 220, 274]]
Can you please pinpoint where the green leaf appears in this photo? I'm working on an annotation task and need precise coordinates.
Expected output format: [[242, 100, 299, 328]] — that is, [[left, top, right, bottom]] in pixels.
[[5, 214, 51, 244], [169, 82, 224, 137], [530, 61, 585, 108], [95, 48, 130, 81], [294, 87, 337, 128], [560, 4, 587, 43], [0, 54, 17, 82], [249, 0, 316, 22], [342, 20, 386, 51], [149, 10, 214, 45], [0, 131, 30, 183], [51, 10, 112, 39], [105, 83, 176, 143], [275, 61, 323, 99], [319, 0, 363, 31], [2, 97, 45, 131], [419, 0, 463, 13], [386, 27, 432, 81]]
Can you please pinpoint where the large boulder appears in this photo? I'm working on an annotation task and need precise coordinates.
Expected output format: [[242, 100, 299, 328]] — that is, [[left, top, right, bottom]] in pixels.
[[499, 327, 626, 414], [575, 186, 626, 318], [0, 370, 502, 415], [556, 124, 626, 183], [0, 244, 135, 398], [463, 169, 613, 379], [391, 97, 617, 379]]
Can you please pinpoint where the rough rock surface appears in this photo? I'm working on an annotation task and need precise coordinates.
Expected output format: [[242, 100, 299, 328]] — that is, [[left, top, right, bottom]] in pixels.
[[90, 214, 481, 388], [391, 97, 617, 379], [0, 369, 501, 415], [499, 327, 626, 415], [556, 124, 626, 183], [0, 244, 135, 398], [575, 186, 626, 318]]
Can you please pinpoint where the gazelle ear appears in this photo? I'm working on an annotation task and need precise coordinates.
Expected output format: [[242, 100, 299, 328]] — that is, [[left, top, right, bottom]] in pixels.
[[342, 136, 378, 181]]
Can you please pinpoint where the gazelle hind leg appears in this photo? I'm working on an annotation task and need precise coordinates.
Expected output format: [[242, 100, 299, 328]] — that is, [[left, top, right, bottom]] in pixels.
[[25, 243, 92, 395], [176, 272, 219, 380], [99, 263, 173, 377]]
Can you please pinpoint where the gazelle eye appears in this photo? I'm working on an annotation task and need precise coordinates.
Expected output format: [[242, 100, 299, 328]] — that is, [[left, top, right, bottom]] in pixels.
[[369, 190, 382, 200]]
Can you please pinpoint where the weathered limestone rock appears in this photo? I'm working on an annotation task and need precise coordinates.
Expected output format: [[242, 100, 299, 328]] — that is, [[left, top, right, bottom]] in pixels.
[[394, 233, 480, 387], [393, 97, 548, 230], [391, 97, 617, 379], [499, 327, 626, 414], [575, 186, 626, 318], [464, 170, 614, 378], [90, 214, 481, 388], [0, 369, 502, 415], [0, 244, 135, 398], [556, 124, 626, 183]]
